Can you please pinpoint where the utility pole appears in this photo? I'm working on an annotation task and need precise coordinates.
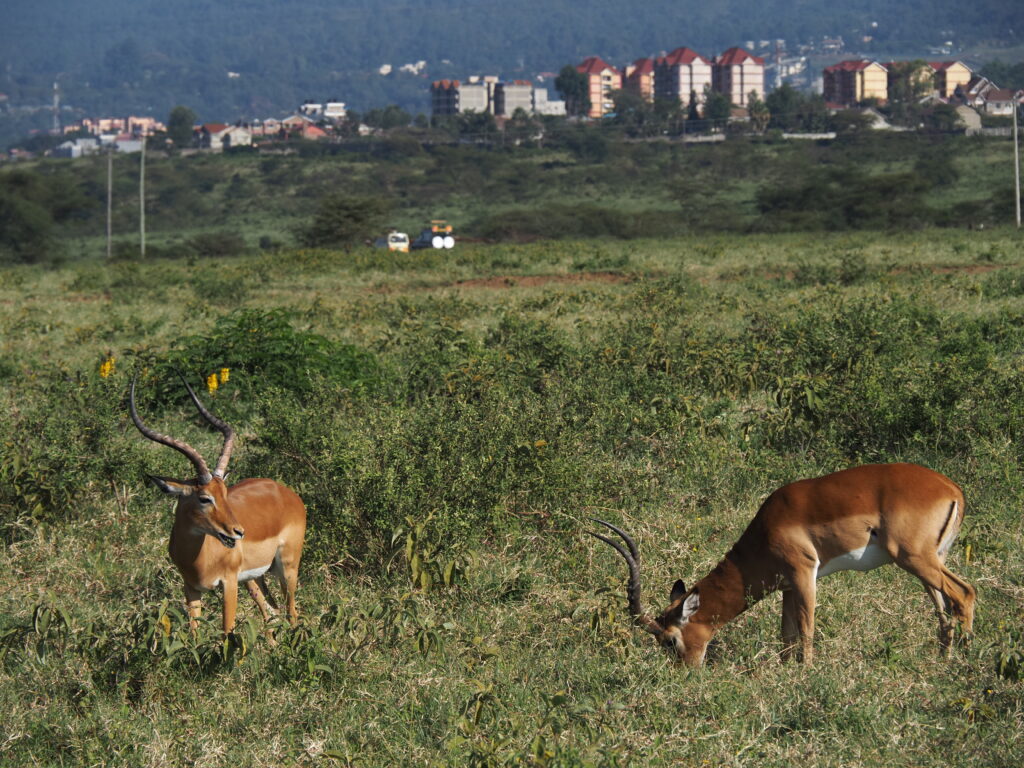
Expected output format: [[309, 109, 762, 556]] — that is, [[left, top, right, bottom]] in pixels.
[[139, 133, 146, 257], [106, 150, 113, 259], [1015, 93, 1021, 230]]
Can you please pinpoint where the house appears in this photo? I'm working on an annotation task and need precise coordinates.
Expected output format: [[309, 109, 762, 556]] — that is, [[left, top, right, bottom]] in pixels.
[[713, 47, 765, 106], [929, 61, 973, 99], [654, 47, 712, 109], [823, 60, 889, 106], [199, 123, 252, 150], [979, 88, 1022, 116], [623, 57, 655, 102], [955, 105, 982, 134], [52, 137, 101, 158], [576, 56, 622, 118], [298, 100, 347, 121]]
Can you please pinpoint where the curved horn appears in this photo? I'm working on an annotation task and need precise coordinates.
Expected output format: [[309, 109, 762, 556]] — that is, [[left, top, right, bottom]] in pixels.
[[589, 518, 663, 636], [176, 370, 235, 478], [129, 374, 212, 483]]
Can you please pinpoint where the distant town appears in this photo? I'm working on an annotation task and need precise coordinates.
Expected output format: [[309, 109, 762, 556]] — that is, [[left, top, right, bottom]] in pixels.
[[9, 40, 1023, 161]]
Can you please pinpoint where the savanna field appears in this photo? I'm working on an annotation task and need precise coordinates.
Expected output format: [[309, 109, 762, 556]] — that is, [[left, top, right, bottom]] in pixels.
[[2, 227, 1023, 767]]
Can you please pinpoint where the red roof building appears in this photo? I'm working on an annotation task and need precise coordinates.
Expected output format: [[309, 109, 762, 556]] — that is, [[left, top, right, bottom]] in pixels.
[[623, 57, 655, 102], [654, 47, 712, 109], [576, 56, 621, 118], [713, 47, 765, 107]]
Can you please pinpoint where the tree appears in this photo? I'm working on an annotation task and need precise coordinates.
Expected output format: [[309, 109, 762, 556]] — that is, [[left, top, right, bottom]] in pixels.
[[766, 84, 803, 131], [300, 194, 392, 249], [167, 105, 197, 148], [555, 65, 591, 118], [611, 89, 657, 137], [703, 90, 732, 129], [886, 60, 931, 125], [364, 105, 412, 130], [505, 107, 540, 145], [747, 91, 770, 132]]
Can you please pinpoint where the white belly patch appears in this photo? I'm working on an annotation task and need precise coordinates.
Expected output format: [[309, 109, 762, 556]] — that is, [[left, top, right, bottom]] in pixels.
[[817, 540, 893, 579], [238, 564, 272, 582]]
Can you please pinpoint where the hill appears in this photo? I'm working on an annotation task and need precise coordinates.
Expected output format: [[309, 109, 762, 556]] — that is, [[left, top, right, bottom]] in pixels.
[[1, 0, 1023, 137]]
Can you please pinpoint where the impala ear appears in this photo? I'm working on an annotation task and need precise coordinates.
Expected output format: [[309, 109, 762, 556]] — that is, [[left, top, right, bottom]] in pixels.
[[680, 589, 700, 621], [147, 475, 194, 497], [670, 579, 688, 604]]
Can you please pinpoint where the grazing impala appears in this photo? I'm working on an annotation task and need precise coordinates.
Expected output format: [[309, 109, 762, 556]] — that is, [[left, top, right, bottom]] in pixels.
[[130, 373, 307, 635], [591, 463, 975, 666]]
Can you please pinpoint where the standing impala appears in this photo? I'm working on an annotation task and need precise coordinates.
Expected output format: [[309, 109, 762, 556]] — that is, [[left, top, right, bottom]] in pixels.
[[129, 373, 307, 635], [591, 463, 975, 666]]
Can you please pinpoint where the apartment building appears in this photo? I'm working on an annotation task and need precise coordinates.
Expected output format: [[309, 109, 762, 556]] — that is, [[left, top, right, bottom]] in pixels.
[[654, 47, 712, 108], [576, 56, 622, 118], [713, 47, 765, 106], [494, 80, 534, 116], [623, 57, 655, 102], [823, 59, 889, 105], [929, 61, 973, 99], [430, 76, 499, 115]]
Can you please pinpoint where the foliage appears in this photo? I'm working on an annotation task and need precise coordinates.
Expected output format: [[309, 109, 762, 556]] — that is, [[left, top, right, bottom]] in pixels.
[[299, 194, 392, 248], [139, 307, 381, 409], [167, 105, 197, 148], [554, 65, 590, 118], [2, 230, 1024, 766]]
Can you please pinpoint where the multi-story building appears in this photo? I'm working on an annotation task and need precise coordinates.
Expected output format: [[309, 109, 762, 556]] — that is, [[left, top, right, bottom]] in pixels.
[[298, 100, 347, 121], [623, 58, 655, 102], [654, 47, 712, 109], [823, 60, 889, 106], [533, 88, 567, 116], [494, 80, 534, 116], [929, 61, 973, 99], [713, 47, 765, 106], [430, 76, 499, 116], [576, 56, 622, 118]]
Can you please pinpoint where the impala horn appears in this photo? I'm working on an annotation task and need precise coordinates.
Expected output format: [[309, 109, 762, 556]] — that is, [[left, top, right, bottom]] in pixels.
[[176, 370, 235, 478], [589, 518, 664, 636], [129, 374, 213, 484]]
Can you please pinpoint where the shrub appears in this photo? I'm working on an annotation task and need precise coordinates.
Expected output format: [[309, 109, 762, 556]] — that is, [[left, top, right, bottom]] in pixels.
[[136, 308, 381, 415], [299, 194, 392, 249]]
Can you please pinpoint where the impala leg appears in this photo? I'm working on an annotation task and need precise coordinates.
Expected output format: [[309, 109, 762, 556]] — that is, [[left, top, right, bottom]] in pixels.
[[273, 546, 302, 627], [781, 567, 817, 663], [222, 576, 239, 635], [257, 575, 280, 611], [924, 584, 955, 655], [184, 584, 203, 634], [897, 552, 975, 651], [245, 579, 276, 622], [780, 590, 800, 661]]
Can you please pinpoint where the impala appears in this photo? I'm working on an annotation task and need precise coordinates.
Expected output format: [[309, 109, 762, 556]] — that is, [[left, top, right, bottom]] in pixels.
[[591, 463, 975, 666], [130, 373, 307, 635]]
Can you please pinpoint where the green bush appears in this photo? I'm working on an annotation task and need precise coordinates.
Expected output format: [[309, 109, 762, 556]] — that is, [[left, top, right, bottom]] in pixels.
[[136, 308, 381, 415]]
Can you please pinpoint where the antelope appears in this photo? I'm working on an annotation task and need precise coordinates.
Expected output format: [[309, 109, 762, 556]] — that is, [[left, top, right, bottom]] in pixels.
[[590, 463, 975, 666], [129, 373, 307, 635]]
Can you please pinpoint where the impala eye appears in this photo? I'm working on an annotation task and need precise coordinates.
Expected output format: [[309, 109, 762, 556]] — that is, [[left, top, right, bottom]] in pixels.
[[197, 495, 214, 506]]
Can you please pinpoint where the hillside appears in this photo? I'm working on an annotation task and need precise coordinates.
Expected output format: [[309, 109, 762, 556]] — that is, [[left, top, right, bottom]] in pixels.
[[2, 0, 1022, 136]]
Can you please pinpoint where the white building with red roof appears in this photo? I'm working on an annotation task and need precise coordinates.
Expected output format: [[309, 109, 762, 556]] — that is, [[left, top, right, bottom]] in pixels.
[[713, 47, 765, 107], [654, 47, 712, 109]]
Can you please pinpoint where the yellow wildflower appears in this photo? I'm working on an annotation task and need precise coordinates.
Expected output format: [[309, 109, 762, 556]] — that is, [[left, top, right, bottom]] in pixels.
[[219, 367, 230, 384], [99, 356, 115, 379], [206, 372, 219, 393]]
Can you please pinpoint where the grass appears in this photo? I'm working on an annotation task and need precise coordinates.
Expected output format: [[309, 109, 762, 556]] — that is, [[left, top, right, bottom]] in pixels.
[[1, 228, 1024, 767]]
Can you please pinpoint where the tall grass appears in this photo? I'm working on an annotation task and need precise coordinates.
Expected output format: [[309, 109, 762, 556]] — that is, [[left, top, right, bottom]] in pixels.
[[1, 229, 1022, 766]]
